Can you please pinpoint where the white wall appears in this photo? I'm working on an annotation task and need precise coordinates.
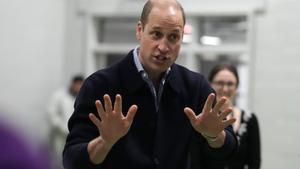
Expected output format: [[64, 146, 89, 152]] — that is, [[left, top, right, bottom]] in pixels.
[[254, 0, 300, 168], [64, 0, 86, 81], [0, 0, 65, 142]]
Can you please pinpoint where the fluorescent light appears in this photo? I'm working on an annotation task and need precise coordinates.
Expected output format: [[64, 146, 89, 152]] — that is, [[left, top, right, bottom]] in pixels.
[[200, 36, 221, 46]]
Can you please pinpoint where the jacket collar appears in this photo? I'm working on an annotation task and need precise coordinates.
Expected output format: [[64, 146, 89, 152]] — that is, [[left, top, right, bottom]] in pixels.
[[119, 50, 146, 94], [119, 50, 181, 95], [166, 64, 182, 94]]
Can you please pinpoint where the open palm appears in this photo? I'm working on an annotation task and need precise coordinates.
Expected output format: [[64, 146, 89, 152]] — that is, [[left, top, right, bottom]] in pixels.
[[184, 93, 235, 137], [89, 94, 137, 145]]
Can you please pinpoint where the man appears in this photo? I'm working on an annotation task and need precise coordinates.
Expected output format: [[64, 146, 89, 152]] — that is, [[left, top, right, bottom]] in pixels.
[[48, 75, 84, 168], [63, 0, 237, 169]]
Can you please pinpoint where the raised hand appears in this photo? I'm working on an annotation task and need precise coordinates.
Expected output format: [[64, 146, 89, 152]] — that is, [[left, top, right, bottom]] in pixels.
[[89, 94, 138, 145], [184, 93, 235, 138]]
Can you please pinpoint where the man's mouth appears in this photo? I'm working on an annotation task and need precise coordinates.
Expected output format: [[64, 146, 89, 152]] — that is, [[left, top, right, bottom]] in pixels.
[[154, 55, 168, 62]]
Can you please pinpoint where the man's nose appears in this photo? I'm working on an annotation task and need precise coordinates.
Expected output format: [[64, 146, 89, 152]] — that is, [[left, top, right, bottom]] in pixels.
[[158, 38, 170, 53]]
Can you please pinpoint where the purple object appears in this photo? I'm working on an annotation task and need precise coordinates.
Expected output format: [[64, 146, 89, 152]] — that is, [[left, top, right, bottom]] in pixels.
[[0, 124, 51, 169]]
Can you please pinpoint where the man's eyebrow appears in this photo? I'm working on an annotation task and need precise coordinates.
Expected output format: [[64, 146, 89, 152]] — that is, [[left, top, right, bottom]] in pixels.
[[171, 29, 181, 33], [151, 26, 182, 33], [151, 26, 161, 30]]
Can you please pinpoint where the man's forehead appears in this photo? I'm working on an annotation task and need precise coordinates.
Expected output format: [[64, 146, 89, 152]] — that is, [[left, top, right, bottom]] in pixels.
[[148, 7, 184, 26], [150, 2, 181, 14], [151, 0, 180, 8]]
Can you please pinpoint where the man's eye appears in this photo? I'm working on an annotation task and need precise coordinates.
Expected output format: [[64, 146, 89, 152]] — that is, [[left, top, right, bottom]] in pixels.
[[152, 31, 161, 39], [169, 34, 179, 42]]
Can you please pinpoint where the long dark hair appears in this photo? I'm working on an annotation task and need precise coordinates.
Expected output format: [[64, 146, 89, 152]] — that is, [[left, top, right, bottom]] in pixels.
[[208, 64, 239, 87]]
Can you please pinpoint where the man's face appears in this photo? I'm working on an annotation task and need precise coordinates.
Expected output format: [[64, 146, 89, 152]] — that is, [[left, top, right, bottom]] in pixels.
[[136, 5, 184, 77], [70, 81, 83, 96]]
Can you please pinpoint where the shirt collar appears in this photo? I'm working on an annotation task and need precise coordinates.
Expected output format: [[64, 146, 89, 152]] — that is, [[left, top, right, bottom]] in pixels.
[[133, 46, 144, 73], [133, 45, 171, 75]]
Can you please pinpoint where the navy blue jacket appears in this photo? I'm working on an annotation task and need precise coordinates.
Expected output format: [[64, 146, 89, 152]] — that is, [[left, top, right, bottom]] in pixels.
[[63, 50, 237, 169]]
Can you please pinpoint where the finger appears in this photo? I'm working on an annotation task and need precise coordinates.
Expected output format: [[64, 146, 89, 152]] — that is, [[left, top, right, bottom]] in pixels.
[[202, 93, 215, 114], [184, 107, 197, 123], [126, 105, 138, 122], [95, 100, 105, 119], [114, 94, 122, 114], [219, 107, 233, 120], [223, 118, 236, 128], [103, 94, 113, 113], [212, 96, 227, 114], [89, 113, 101, 128]]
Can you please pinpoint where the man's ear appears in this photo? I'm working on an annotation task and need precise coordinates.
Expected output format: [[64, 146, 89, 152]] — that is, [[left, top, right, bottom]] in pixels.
[[136, 21, 143, 41]]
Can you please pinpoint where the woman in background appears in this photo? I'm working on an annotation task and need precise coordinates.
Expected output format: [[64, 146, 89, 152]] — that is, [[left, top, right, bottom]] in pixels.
[[208, 64, 261, 169]]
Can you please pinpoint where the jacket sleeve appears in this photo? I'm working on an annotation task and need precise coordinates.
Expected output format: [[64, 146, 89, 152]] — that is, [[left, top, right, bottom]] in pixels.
[[246, 113, 261, 169], [199, 74, 237, 161], [63, 74, 107, 169], [189, 121, 237, 169], [189, 74, 238, 169]]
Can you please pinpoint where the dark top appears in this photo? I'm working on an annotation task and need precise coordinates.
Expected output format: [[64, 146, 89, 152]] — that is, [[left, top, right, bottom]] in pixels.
[[63, 50, 237, 169], [226, 110, 261, 169], [193, 110, 260, 169]]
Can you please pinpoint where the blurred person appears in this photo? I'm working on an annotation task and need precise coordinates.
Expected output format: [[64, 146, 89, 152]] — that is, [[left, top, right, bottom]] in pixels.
[[206, 64, 261, 169], [47, 75, 84, 169], [0, 120, 51, 169], [63, 1, 237, 169]]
